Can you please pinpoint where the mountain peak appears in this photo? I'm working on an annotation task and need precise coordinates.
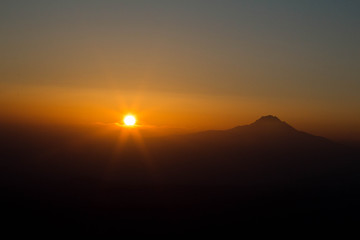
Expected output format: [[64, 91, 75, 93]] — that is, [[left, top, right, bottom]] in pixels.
[[228, 115, 295, 133], [255, 115, 281, 123], [250, 115, 294, 130]]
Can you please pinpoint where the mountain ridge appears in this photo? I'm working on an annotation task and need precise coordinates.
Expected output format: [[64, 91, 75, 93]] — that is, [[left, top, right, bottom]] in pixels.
[[184, 115, 330, 145]]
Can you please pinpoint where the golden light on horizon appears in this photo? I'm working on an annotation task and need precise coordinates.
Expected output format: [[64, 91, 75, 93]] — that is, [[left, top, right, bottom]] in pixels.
[[123, 115, 136, 126]]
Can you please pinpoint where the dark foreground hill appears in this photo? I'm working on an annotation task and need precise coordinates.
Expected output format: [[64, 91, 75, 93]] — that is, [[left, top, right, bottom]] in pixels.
[[1, 116, 359, 234]]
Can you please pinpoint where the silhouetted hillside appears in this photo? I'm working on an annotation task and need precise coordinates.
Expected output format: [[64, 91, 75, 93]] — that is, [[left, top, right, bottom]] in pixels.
[[144, 115, 355, 186], [174, 115, 332, 147], [1, 116, 359, 234]]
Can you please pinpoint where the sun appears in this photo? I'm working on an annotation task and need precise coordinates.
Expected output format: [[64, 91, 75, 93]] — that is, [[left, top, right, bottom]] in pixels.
[[123, 115, 136, 126]]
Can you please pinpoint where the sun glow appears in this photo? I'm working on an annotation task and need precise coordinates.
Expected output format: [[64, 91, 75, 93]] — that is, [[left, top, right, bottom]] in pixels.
[[123, 115, 136, 126]]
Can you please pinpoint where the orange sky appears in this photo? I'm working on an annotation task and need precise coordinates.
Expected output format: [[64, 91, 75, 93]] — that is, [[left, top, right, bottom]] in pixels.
[[1, 1, 360, 141], [1, 83, 359, 141]]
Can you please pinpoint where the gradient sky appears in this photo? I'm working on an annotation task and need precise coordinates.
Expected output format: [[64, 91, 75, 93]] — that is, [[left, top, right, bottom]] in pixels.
[[1, 0, 359, 140]]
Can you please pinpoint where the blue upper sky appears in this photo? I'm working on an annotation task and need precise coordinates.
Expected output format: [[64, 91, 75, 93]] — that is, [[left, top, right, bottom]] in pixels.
[[1, 0, 359, 103]]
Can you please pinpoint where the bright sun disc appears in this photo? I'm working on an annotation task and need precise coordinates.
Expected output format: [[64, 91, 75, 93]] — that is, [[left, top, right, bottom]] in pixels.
[[123, 115, 136, 126]]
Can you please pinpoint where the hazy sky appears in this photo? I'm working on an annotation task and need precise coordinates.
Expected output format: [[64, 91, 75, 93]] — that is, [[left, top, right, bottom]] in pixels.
[[1, 1, 359, 139]]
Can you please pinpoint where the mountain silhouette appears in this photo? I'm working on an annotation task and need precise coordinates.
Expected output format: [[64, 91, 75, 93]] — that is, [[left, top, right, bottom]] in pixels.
[[186, 115, 308, 138], [241, 114, 295, 131], [0, 116, 359, 233], [134, 115, 354, 187], [170, 115, 333, 150]]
